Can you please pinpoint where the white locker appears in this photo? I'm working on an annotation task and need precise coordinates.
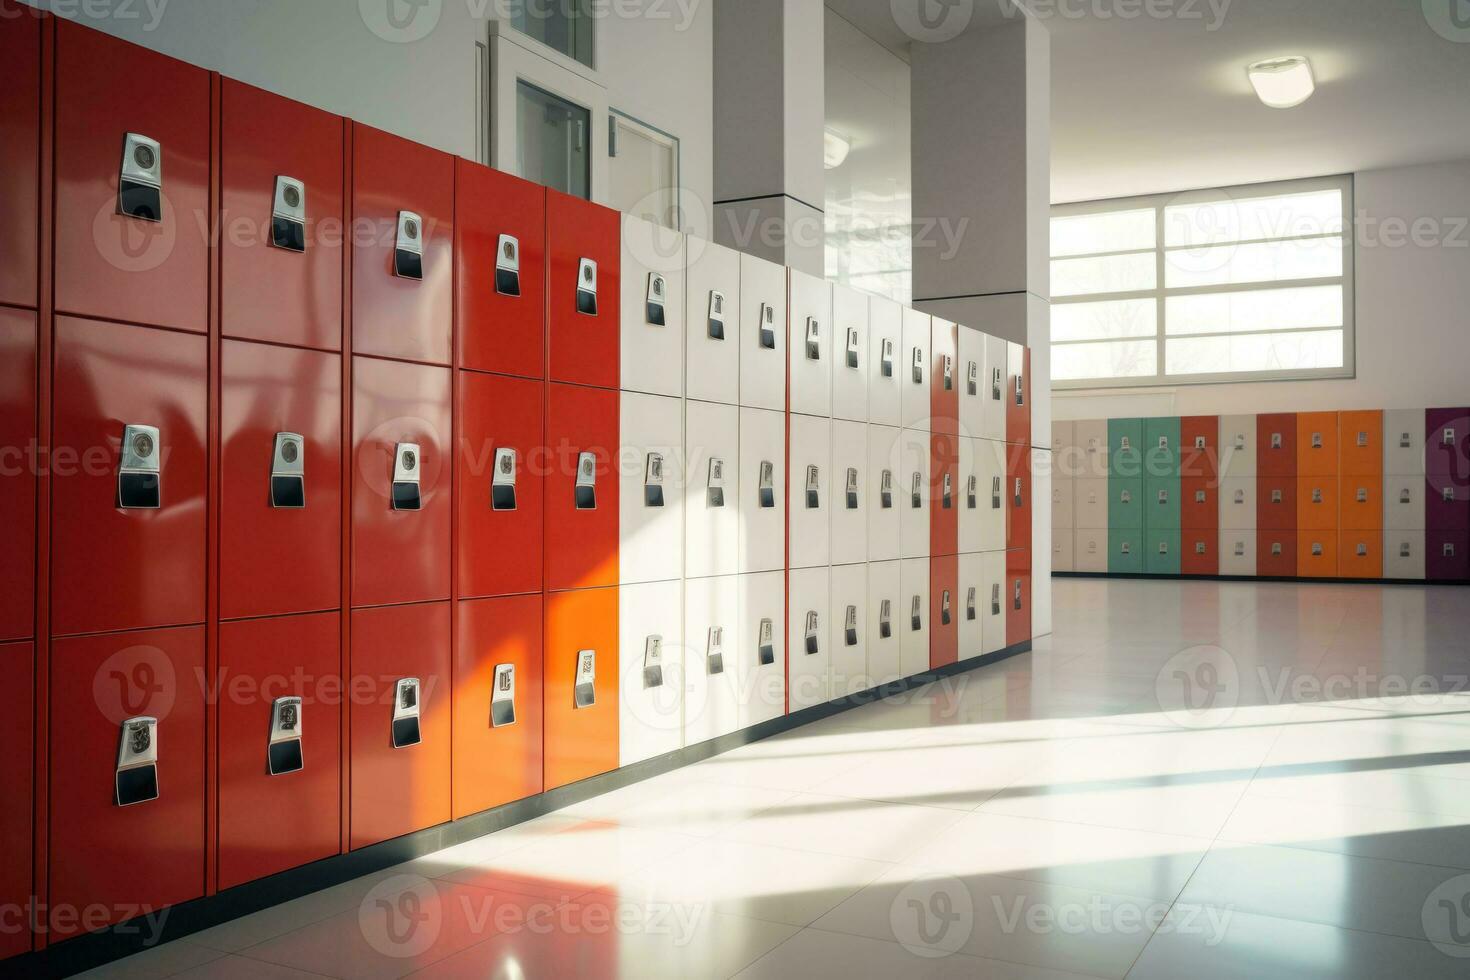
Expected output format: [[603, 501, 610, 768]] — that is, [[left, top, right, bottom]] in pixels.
[[981, 334, 1008, 442], [739, 407, 786, 574], [958, 553, 985, 660], [1074, 477, 1108, 530], [684, 574, 742, 747], [866, 560, 903, 687], [1219, 415, 1258, 478], [1219, 530, 1258, 576], [1384, 530, 1426, 580], [1384, 410, 1427, 475], [684, 236, 740, 406], [899, 557, 931, 678], [1384, 475, 1426, 530], [739, 252, 787, 411], [789, 414, 832, 569], [831, 283, 869, 423], [868, 424, 902, 562], [788, 269, 832, 418], [620, 391, 684, 585], [933, 318, 958, 411], [619, 579, 685, 767], [1074, 528, 1107, 574], [1074, 419, 1109, 478], [901, 307, 932, 431], [1051, 420, 1074, 454], [1052, 478, 1075, 531], [1052, 533, 1075, 573], [685, 400, 740, 579], [788, 567, 831, 710], [958, 324, 986, 440], [958, 437, 983, 554], [620, 214, 685, 397], [981, 551, 1007, 655], [979, 438, 1007, 551], [868, 295, 903, 427], [831, 419, 869, 567], [829, 563, 868, 700], [738, 570, 786, 730], [899, 427, 931, 559], [1219, 477, 1258, 530]]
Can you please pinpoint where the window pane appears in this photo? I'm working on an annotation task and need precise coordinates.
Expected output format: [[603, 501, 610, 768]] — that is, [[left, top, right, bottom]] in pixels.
[[1164, 189, 1342, 248], [1051, 208, 1155, 258], [1164, 236, 1343, 289], [1053, 299, 1157, 342], [1166, 329, 1345, 375], [1166, 285, 1343, 336], [513, 0, 594, 67], [516, 82, 591, 200], [1052, 252, 1156, 297], [1053, 340, 1158, 381]]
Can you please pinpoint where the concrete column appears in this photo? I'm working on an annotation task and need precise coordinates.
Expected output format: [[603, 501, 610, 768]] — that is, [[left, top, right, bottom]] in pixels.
[[711, 0, 825, 274]]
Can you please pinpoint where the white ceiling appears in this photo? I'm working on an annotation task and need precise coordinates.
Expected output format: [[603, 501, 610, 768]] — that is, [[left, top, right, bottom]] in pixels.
[[827, 0, 1470, 203]]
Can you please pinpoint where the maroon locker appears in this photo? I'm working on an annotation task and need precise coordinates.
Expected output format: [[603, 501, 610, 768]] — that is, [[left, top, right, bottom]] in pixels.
[[458, 372, 543, 599], [351, 124, 452, 365], [0, 310, 36, 642], [220, 340, 342, 621], [546, 190, 620, 389], [0, 2, 39, 310], [929, 555, 958, 669], [51, 317, 207, 636], [0, 640, 31, 960], [455, 158, 545, 379], [545, 383, 619, 592], [351, 356, 452, 608], [1006, 549, 1032, 647], [54, 20, 210, 332], [49, 626, 206, 935], [220, 78, 344, 351]]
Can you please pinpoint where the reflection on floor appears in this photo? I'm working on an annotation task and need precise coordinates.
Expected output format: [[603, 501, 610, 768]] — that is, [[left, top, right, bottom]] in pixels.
[[80, 578, 1470, 979]]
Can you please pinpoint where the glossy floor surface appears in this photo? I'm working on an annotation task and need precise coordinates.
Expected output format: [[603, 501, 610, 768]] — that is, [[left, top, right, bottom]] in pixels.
[[80, 579, 1470, 979]]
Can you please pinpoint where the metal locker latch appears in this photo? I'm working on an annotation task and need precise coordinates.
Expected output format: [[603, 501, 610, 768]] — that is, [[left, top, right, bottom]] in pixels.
[[1014, 478, 1023, 509], [757, 618, 776, 666], [1014, 580, 1023, 610], [912, 347, 924, 384], [1271, 433, 1283, 449], [942, 355, 954, 391], [992, 476, 1003, 510], [759, 303, 777, 349], [271, 176, 307, 252], [1195, 490, 1207, 504], [879, 599, 893, 639], [1445, 487, 1457, 503], [1120, 489, 1132, 505], [118, 133, 163, 221], [880, 469, 894, 510], [645, 453, 665, 507], [990, 584, 1001, 616], [575, 452, 598, 510], [1120, 436, 1131, 452], [805, 318, 821, 360], [1312, 432, 1323, 449], [1312, 488, 1323, 504], [1195, 541, 1207, 555], [966, 361, 978, 397], [1014, 373, 1025, 406], [491, 664, 517, 728], [1159, 436, 1169, 450], [495, 234, 521, 296], [991, 367, 1003, 401], [1312, 542, 1324, 557], [1357, 431, 1368, 447], [115, 716, 160, 807], [1234, 541, 1245, 557], [1235, 433, 1246, 450], [846, 467, 860, 510], [1234, 489, 1245, 505], [881, 338, 895, 378], [271, 432, 306, 509], [574, 650, 597, 708], [941, 590, 952, 626], [394, 211, 424, 280], [966, 587, 977, 621], [1356, 542, 1369, 557], [845, 605, 859, 646], [391, 678, 422, 749], [911, 472, 924, 509], [492, 448, 518, 511], [645, 635, 666, 687], [1401, 488, 1412, 504], [1445, 428, 1457, 446], [268, 697, 304, 776], [708, 458, 726, 507], [804, 611, 820, 655], [1158, 540, 1169, 555], [576, 258, 599, 315], [1195, 436, 1207, 450], [707, 290, 726, 339], [1158, 489, 1168, 505], [1121, 541, 1132, 556], [846, 327, 860, 369], [392, 443, 422, 511], [805, 465, 821, 509], [118, 423, 162, 510], [967, 474, 978, 510], [759, 460, 777, 509], [1447, 543, 1458, 558], [1401, 541, 1413, 558], [646, 273, 667, 326], [1400, 432, 1412, 448], [1271, 542, 1284, 556], [943, 473, 954, 510], [1271, 489, 1283, 504], [910, 595, 923, 632], [706, 628, 725, 676]]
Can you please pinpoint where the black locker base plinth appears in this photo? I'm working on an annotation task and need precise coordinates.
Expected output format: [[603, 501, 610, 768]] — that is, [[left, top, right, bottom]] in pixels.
[[1052, 571, 1470, 587]]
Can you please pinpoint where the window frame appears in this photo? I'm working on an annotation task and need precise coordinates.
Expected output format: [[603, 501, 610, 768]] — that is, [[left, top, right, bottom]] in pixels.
[[1050, 174, 1356, 390]]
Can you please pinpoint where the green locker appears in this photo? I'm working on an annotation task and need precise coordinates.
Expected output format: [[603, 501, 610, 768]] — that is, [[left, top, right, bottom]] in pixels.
[[1109, 418, 1144, 479], [1145, 528, 1182, 575], [1109, 528, 1145, 574], [1145, 477, 1181, 529], [1143, 417, 1181, 480], [1110, 477, 1144, 529]]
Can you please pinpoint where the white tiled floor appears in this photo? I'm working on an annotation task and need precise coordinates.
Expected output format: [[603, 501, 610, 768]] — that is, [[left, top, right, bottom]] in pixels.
[[80, 578, 1470, 979]]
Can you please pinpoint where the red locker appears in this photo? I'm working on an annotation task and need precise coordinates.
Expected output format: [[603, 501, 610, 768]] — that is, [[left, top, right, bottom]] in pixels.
[[1258, 532, 1299, 577], [0, 2, 39, 310], [1006, 442, 1032, 552], [1257, 476, 1297, 531], [1182, 531, 1218, 576], [220, 78, 344, 351], [351, 124, 452, 365], [1006, 549, 1032, 647], [1181, 478, 1218, 530], [544, 587, 619, 790], [217, 613, 341, 890], [929, 555, 958, 669], [1257, 414, 1297, 478], [55, 21, 210, 332], [455, 159, 545, 379], [546, 190, 620, 389], [0, 311, 35, 642], [458, 372, 543, 599], [930, 432, 960, 556], [52, 317, 207, 636], [1181, 416, 1219, 532], [50, 626, 206, 935], [930, 319, 958, 435], [351, 356, 452, 607], [545, 383, 619, 592], [1006, 344, 1031, 446], [453, 594, 544, 820], [350, 602, 451, 850], [1180, 417, 1219, 480], [220, 341, 341, 620], [0, 640, 31, 961]]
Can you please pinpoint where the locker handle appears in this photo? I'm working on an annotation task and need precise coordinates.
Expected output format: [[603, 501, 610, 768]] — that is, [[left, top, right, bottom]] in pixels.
[[270, 176, 307, 252], [115, 716, 160, 807], [645, 635, 667, 686], [758, 303, 777, 349], [575, 452, 598, 510], [705, 628, 725, 675], [271, 432, 306, 510], [646, 273, 667, 326], [492, 448, 518, 511], [491, 664, 517, 728], [392, 678, 422, 748], [707, 290, 727, 340], [268, 697, 304, 776], [574, 650, 597, 708], [394, 211, 424, 280], [118, 133, 163, 222], [576, 258, 599, 315], [118, 423, 162, 510], [644, 453, 665, 507], [391, 443, 422, 511], [495, 234, 522, 296]]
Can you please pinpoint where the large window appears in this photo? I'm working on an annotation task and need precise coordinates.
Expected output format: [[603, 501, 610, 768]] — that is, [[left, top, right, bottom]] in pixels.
[[1050, 176, 1354, 388], [511, 0, 594, 68]]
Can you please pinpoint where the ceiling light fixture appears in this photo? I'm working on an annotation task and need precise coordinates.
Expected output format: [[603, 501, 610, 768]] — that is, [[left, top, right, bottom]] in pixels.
[[824, 129, 852, 170], [1247, 56, 1316, 109]]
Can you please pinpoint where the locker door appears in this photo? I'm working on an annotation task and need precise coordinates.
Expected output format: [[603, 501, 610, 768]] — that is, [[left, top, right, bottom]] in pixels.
[[1296, 412, 1340, 478], [1074, 528, 1107, 574], [1427, 530, 1470, 581], [1426, 476, 1470, 532], [1257, 476, 1297, 531], [455, 158, 545, 379], [349, 603, 451, 848], [619, 391, 684, 585], [0, 4, 38, 310], [620, 580, 685, 766], [1110, 478, 1145, 531], [1145, 530, 1181, 576], [831, 284, 870, 422], [1145, 474, 1181, 533], [739, 252, 787, 411], [351, 124, 453, 365], [1258, 532, 1298, 577], [685, 236, 740, 406], [1219, 530, 1257, 577], [1074, 477, 1108, 531], [546, 384, 619, 592], [829, 563, 868, 699], [899, 558, 930, 678], [929, 555, 958, 670], [1384, 530, 1425, 580], [1257, 414, 1297, 478], [620, 214, 684, 397], [980, 551, 1006, 654], [1006, 549, 1032, 647], [868, 424, 902, 562], [1298, 534, 1338, 578], [548, 190, 621, 389], [545, 587, 620, 789], [981, 335, 1009, 443], [1180, 416, 1219, 482], [1143, 418, 1180, 482], [1297, 476, 1340, 532], [1181, 530, 1217, 576], [0, 640, 31, 962], [684, 575, 739, 747], [685, 400, 740, 579], [52, 318, 206, 636], [788, 567, 831, 711], [737, 570, 787, 729], [1426, 408, 1470, 490], [458, 372, 544, 599], [789, 414, 831, 570], [788, 269, 832, 418], [866, 560, 903, 685], [1339, 531, 1381, 580], [50, 627, 205, 934], [220, 79, 344, 351], [899, 428, 932, 559], [868, 296, 903, 427], [957, 326, 986, 441], [1109, 529, 1144, 574], [1006, 343, 1031, 446], [831, 419, 869, 567], [55, 22, 209, 331], [1383, 410, 1426, 475], [1109, 419, 1145, 479], [930, 317, 959, 435], [351, 357, 452, 607], [1074, 419, 1110, 478], [901, 308, 932, 430], [217, 612, 340, 890], [1182, 477, 1217, 530], [960, 438, 985, 554], [980, 438, 1008, 552], [220, 341, 342, 621], [931, 431, 962, 557], [1383, 475, 1425, 530], [452, 594, 543, 820], [0, 312, 35, 641], [1341, 413, 1385, 474], [1340, 476, 1383, 531], [1219, 415, 1258, 478], [957, 554, 985, 659], [739, 407, 786, 574], [1220, 477, 1257, 530]]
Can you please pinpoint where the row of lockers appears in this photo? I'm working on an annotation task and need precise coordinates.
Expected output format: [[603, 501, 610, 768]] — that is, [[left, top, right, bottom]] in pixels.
[[1056, 528, 1445, 579]]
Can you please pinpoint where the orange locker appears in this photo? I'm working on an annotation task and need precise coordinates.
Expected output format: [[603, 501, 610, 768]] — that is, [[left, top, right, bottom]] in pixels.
[[929, 555, 958, 669], [1006, 548, 1031, 647], [1006, 344, 1031, 446], [1006, 442, 1032, 552], [453, 594, 544, 819], [1339, 410, 1384, 477], [930, 431, 960, 556], [1339, 530, 1382, 579], [547, 190, 620, 389], [1296, 412, 1339, 478], [1297, 476, 1339, 532], [1182, 530, 1217, 576], [1258, 532, 1298, 577], [349, 602, 451, 849], [544, 587, 620, 790], [0, 2, 39, 310], [930, 318, 958, 435], [0, 311, 35, 642], [0, 640, 31, 961], [1257, 414, 1297, 478], [458, 372, 544, 599], [1257, 475, 1297, 531], [217, 613, 341, 890], [545, 383, 619, 592], [1297, 534, 1338, 578], [456, 159, 545, 379], [1340, 476, 1383, 531]]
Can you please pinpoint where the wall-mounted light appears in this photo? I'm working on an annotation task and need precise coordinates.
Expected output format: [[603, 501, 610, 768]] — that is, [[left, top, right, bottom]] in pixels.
[[824, 128, 851, 170], [1247, 56, 1315, 109]]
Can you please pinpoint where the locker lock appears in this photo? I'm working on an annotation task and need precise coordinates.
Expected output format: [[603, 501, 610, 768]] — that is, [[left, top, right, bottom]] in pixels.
[[992, 476, 1003, 510], [805, 465, 821, 509], [646, 273, 667, 326], [575, 452, 598, 510], [1195, 490, 1207, 504], [1356, 542, 1369, 558], [1195, 436, 1207, 450], [966, 587, 977, 622], [1234, 541, 1245, 557], [1312, 488, 1323, 504], [879, 599, 893, 639], [492, 448, 518, 511], [644, 453, 665, 508], [491, 664, 517, 728], [115, 716, 160, 807], [708, 458, 726, 508], [1400, 431, 1412, 449], [391, 443, 422, 511], [1120, 489, 1132, 505], [1401, 488, 1412, 505], [1121, 541, 1132, 556], [268, 697, 304, 777], [1195, 541, 1207, 555], [911, 472, 924, 510], [707, 290, 727, 340], [270, 176, 307, 252], [881, 338, 895, 378], [645, 635, 667, 687], [1157, 488, 1168, 505], [1234, 489, 1245, 505], [1158, 540, 1169, 555], [1445, 427, 1457, 446], [804, 611, 820, 655], [1013, 478, 1023, 509], [1447, 543, 1458, 559], [1312, 542, 1324, 557], [1014, 372, 1025, 406], [1271, 489, 1283, 504], [1120, 437, 1131, 452], [1357, 431, 1368, 448], [967, 474, 978, 510], [573, 650, 597, 708], [271, 432, 306, 510], [844, 605, 859, 646], [1271, 542, 1284, 556], [118, 423, 162, 510], [911, 347, 925, 385], [1013, 580, 1023, 610], [1311, 432, 1323, 449], [1445, 487, 1457, 503], [391, 678, 422, 748], [910, 595, 923, 632], [757, 618, 776, 666], [1159, 436, 1169, 450], [1401, 541, 1413, 558], [991, 367, 1003, 401], [758, 460, 777, 509], [706, 628, 725, 676], [1271, 433, 1283, 449], [846, 327, 860, 369], [942, 354, 954, 392], [990, 584, 1001, 616], [941, 590, 952, 626], [966, 360, 978, 397], [846, 467, 860, 510], [576, 258, 599, 316], [880, 469, 894, 510], [495, 234, 522, 296], [942, 473, 954, 510], [394, 211, 424, 280], [1235, 434, 1247, 450], [805, 317, 821, 360], [118, 133, 163, 222], [759, 303, 777, 349]]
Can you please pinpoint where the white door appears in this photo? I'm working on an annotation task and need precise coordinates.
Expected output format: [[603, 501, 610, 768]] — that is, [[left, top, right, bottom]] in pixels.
[[684, 574, 741, 747], [868, 295, 903, 427], [620, 391, 684, 585], [899, 428, 931, 559], [789, 414, 832, 570], [738, 570, 786, 729], [685, 236, 740, 406], [619, 580, 684, 767], [831, 284, 869, 423], [739, 253, 787, 411], [620, 213, 684, 397], [788, 269, 832, 419], [901, 308, 931, 431], [685, 400, 740, 579], [830, 420, 869, 567], [788, 567, 831, 710], [829, 563, 868, 700], [739, 407, 786, 574], [899, 557, 931, 678], [866, 560, 903, 687]]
